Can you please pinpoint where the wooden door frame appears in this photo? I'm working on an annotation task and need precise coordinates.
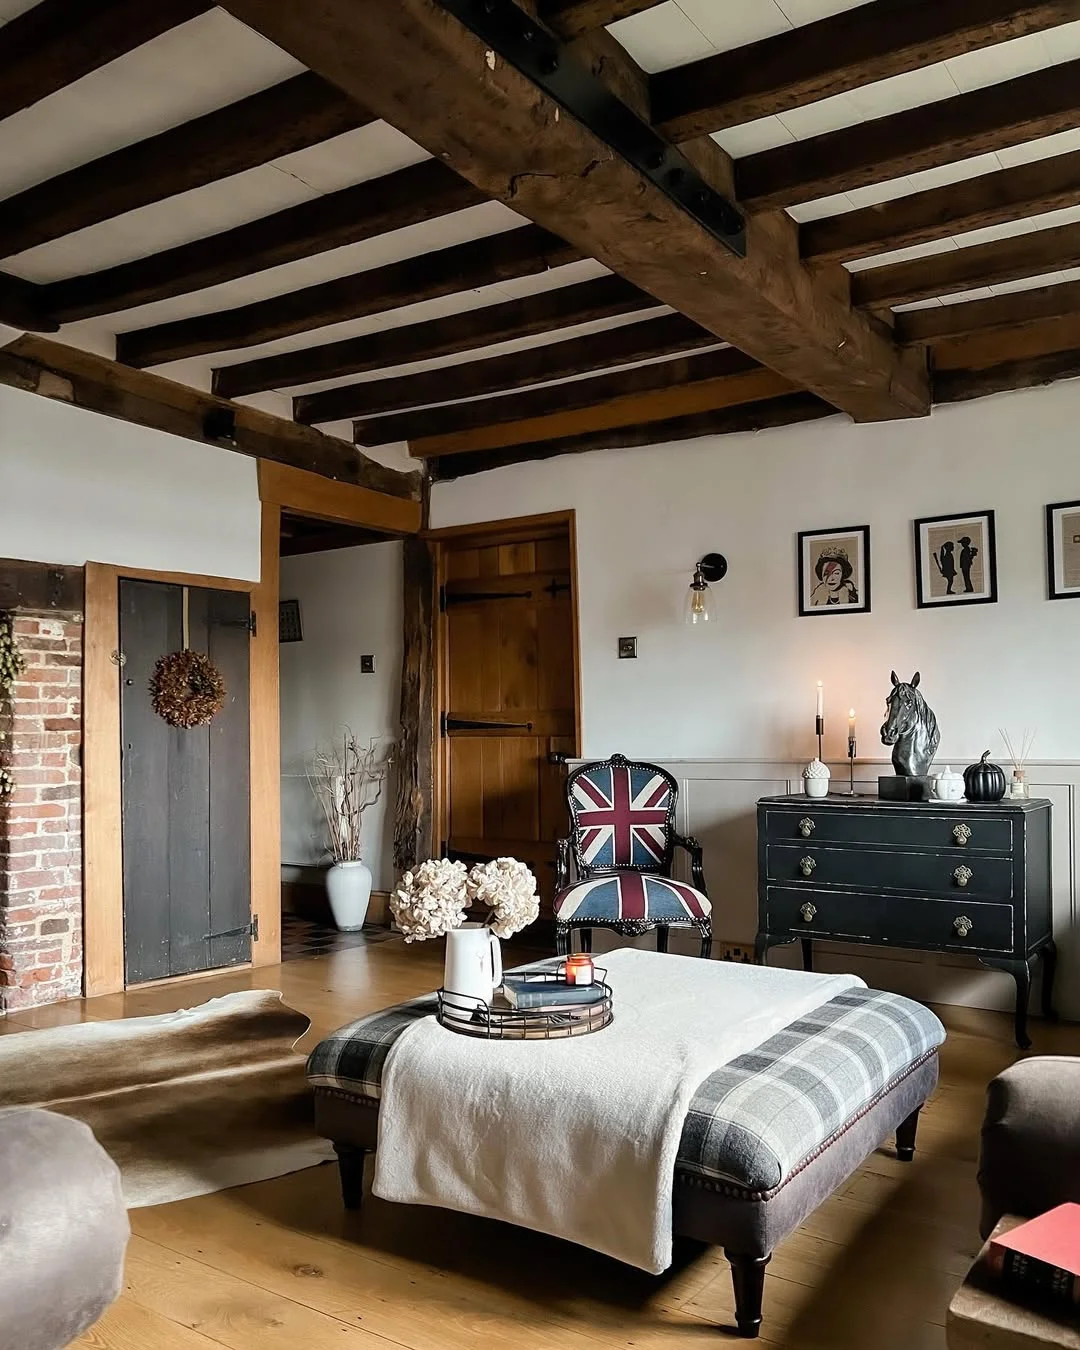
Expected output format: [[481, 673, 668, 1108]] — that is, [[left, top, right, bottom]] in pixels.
[[83, 460, 422, 996], [426, 510, 583, 864]]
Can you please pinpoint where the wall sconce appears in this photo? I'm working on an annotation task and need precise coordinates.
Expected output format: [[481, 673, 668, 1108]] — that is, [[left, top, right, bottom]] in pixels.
[[685, 553, 728, 625]]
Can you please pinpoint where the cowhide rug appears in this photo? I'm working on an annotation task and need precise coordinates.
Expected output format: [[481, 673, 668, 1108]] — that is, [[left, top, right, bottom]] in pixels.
[[0, 990, 333, 1207]]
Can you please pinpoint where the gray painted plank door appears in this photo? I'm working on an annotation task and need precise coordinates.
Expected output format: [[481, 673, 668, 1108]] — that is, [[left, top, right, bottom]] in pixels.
[[119, 579, 251, 984]]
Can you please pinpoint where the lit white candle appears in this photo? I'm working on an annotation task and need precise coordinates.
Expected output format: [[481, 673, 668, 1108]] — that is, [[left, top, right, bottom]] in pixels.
[[848, 708, 856, 739], [816, 681, 824, 718]]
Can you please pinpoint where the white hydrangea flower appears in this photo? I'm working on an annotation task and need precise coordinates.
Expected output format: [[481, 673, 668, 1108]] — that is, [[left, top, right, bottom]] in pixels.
[[389, 858, 468, 942], [466, 857, 539, 939]]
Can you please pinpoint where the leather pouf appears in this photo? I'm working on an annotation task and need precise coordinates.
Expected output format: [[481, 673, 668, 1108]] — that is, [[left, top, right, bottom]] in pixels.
[[0, 1107, 129, 1350]]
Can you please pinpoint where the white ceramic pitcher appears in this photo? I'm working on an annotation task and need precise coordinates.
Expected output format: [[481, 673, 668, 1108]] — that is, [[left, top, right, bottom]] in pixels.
[[443, 923, 503, 1008]]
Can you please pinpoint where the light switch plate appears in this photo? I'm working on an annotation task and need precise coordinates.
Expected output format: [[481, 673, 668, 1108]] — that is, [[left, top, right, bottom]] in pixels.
[[360, 654, 376, 674], [617, 636, 637, 659]]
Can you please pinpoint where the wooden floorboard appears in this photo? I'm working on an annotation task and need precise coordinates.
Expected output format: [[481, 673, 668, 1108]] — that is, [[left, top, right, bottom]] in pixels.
[[1, 938, 1074, 1349]]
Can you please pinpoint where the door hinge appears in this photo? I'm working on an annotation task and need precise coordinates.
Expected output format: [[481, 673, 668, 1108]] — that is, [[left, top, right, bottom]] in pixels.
[[204, 915, 258, 942], [219, 611, 257, 636], [442, 713, 533, 734]]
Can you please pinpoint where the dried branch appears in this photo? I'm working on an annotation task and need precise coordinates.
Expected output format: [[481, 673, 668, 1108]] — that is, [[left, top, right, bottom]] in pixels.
[[306, 729, 395, 864]]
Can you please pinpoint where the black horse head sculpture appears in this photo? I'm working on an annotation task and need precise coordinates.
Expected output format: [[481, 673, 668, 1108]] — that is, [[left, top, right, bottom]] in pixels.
[[880, 671, 940, 778]]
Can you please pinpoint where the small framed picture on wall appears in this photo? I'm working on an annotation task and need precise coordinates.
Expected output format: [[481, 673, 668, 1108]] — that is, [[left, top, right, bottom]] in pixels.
[[797, 525, 871, 616], [1046, 499, 1080, 599], [914, 510, 997, 608]]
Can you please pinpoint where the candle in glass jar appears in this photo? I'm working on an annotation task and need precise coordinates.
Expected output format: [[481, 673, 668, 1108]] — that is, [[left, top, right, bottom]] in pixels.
[[564, 954, 595, 986]]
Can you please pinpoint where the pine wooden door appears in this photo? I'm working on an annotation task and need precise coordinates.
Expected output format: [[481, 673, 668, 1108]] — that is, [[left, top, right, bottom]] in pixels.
[[119, 579, 252, 984], [439, 522, 577, 911]]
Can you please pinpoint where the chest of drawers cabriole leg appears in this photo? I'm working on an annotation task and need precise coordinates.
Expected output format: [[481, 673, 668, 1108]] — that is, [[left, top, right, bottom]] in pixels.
[[754, 796, 1056, 1048]]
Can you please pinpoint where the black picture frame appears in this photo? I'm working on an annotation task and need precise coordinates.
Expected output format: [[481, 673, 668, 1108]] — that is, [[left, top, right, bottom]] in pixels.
[[913, 510, 997, 609], [1046, 499, 1080, 600], [797, 525, 871, 617], [278, 598, 303, 643]]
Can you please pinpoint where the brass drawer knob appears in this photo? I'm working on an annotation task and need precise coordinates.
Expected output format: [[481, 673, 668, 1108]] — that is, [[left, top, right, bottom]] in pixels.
[[800, 902, 817, 922], [953, 914, 973, 938], [799, 817, 815, 837], [953, 865, 973, 888], [799, 855, 817, 877], [953, 823, 972, 846]]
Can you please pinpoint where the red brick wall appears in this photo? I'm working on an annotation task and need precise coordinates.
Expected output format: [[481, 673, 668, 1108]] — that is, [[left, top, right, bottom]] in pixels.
[[0, 611, 83, 1011]]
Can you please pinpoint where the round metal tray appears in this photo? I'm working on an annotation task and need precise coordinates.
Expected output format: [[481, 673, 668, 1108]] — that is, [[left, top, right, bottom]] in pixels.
[[437, 969, 613, 1040]]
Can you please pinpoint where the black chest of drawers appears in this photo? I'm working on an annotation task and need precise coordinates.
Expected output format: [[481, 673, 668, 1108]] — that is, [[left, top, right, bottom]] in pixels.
[[755, 795, 1055, 1047]]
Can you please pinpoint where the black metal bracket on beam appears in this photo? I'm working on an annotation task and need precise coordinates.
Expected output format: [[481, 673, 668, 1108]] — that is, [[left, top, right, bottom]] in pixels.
[[436, 0, 746, 259]]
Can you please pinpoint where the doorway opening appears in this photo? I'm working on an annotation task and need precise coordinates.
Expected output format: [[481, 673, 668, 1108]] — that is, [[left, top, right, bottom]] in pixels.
[[277, 508, 403, 959]]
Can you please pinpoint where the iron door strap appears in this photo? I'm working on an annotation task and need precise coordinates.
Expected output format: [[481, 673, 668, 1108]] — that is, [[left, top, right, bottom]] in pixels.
[[441, 588, 533, 608], [442, 715, 534, 733]]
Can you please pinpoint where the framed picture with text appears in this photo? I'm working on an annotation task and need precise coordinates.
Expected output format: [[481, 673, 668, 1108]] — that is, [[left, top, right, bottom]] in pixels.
[[1046, 499, 1080, 600], [914, 510, 997, 609], [797, 525, 870, 616]]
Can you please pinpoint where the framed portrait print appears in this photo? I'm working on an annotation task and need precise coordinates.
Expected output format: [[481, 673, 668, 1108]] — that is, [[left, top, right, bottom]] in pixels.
[[914, 510, 997, 608], [1046, 499, 1080, 600], [798, 525, 870, 616]]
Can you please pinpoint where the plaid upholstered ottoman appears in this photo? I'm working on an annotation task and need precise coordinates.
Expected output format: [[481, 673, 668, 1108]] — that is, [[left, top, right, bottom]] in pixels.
[[307, 975, 944, 1339]]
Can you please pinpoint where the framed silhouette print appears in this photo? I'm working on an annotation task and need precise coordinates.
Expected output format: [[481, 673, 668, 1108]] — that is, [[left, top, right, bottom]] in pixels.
[[1046, 500, 1080, 600], [797, 525, 870, 616], [914, 510, 997, 608]]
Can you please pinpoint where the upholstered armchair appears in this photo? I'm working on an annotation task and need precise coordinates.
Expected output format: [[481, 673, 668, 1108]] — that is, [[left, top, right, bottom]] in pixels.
[[553, 753, 713, 957]]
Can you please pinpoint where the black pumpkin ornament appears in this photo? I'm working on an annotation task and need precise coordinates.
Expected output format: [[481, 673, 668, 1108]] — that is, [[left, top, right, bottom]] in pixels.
[[964, 750, 1007, 802]]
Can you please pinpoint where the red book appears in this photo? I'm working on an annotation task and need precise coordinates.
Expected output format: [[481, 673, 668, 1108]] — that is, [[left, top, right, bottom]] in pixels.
[[988, 1204, 1080, 1306]]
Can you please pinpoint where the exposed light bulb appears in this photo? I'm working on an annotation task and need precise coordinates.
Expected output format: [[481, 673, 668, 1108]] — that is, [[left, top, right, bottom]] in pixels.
[[684, 569, 713, 625]]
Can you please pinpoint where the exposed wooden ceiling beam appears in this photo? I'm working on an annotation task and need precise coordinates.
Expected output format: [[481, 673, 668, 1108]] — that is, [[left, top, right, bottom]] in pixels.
[[0, 336, 422, 498], [652, 1, 1080, 141], [306, 312, 716, 423], [218, 0, 928, 423], [0, 73, 369, 260], [897, 278, 1080, 345], [853, 221, 1080, 309], [409, 364, 796, 457], [738, 58, 1080, 211], [0, 0, 212, 123], [215, 274, 655, 399], [0, 270, 57, 332], [538, 0, 663, 40], [355, 347, 762, 444], [932, 309, 1080, 370], [801, 149, 1080, 264], [428, 392, 834, 478], [43, 159, 484, 322], [117, 226, 580, 368], [934, 347, 1080, 401]]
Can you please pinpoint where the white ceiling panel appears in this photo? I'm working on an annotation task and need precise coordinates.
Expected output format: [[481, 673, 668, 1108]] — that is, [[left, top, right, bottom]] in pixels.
[[710, 117, 795, 158], [273, 124, 429, 194], [0, 11, 303, 199], [673, 0, 790, 53], [0, 0, 39, 21], [606, 3, 713, 73], [945, 32, 1051, 92], [774, 0, 870, 23]]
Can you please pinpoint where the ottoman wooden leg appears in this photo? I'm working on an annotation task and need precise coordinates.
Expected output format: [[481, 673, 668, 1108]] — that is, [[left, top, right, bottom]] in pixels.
[[726, 1251, 771, 1339], [333, 1142, 370, 1210], [895, 1106, 921, 1162]]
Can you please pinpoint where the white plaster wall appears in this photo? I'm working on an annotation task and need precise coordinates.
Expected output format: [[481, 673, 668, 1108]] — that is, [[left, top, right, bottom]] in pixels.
[[431, 379, 1080, 1016], [0, 384, 261, 579], [432, 380, 1080, 766], [278, 541, 402, 891]]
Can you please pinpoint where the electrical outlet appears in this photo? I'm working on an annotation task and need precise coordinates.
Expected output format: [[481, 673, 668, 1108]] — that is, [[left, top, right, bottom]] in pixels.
[[717, 942, 754, 964], [617, 636, 637, 659], [360, 654, 376, 674]]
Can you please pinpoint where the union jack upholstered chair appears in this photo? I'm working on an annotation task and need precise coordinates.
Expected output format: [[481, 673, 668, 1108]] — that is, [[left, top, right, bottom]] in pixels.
[[553, 754, 712, 958]]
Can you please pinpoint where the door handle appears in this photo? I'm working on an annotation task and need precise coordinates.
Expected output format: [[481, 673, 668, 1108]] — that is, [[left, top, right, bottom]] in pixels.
[[548, 751, 568, 765]]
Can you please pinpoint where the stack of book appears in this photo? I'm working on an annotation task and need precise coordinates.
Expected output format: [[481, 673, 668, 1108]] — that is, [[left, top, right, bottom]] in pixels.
[[501, 976, 606, 1018], [987, 1204, 1080, 1309]]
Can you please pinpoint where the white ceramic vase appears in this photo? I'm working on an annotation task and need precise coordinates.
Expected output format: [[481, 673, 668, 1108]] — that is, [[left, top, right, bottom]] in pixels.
[[325, 859, 372, 931], [443, 923, 503, 1009]]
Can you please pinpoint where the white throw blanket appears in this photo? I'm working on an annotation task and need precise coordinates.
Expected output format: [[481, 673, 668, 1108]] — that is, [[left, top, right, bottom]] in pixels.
[[373, 949, 863, 1273]]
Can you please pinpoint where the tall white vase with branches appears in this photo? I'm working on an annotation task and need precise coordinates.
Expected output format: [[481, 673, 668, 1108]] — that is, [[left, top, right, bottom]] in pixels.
[[307, 732, 393, 931]]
